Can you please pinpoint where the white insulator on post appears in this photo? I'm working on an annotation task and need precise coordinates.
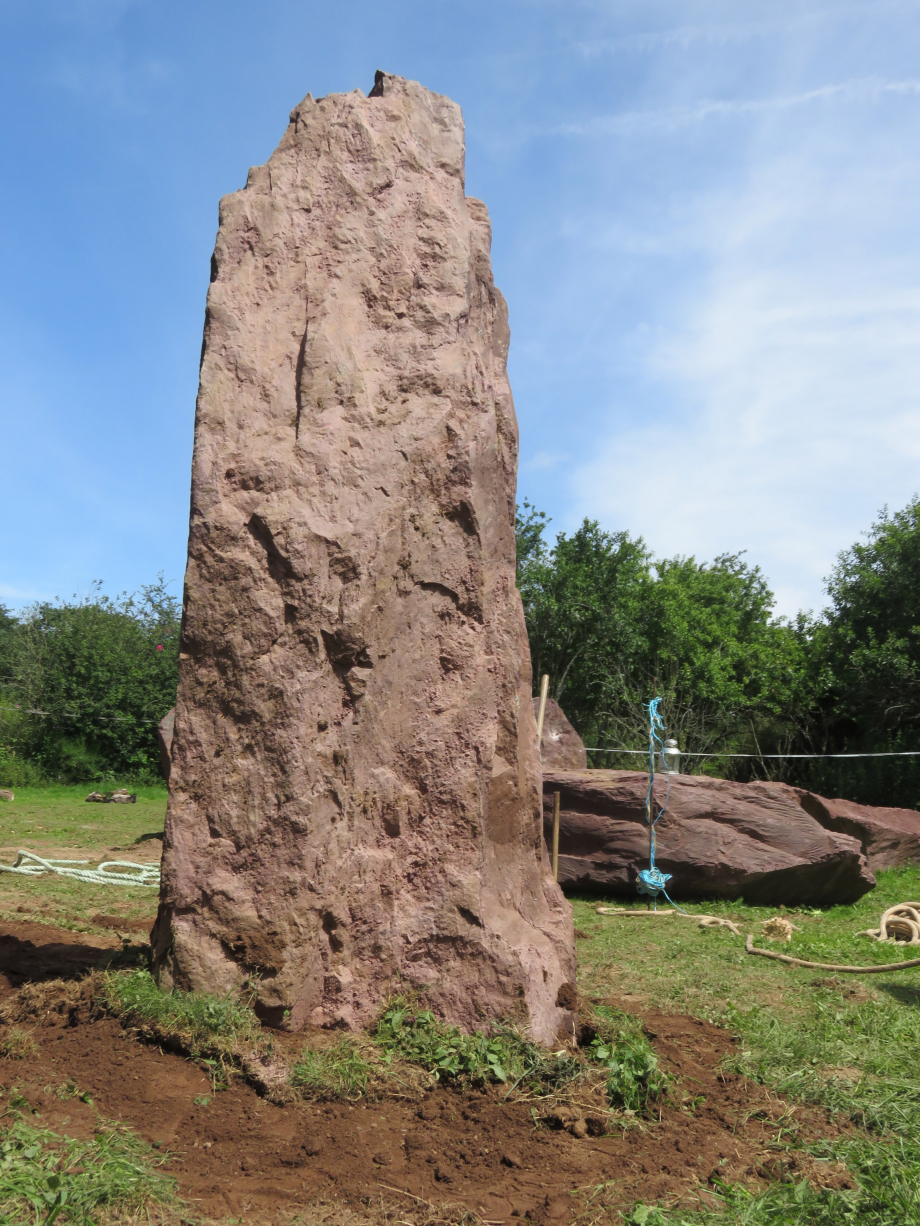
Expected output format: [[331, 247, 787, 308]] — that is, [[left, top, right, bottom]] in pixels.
[[661, 738, 681, 774]]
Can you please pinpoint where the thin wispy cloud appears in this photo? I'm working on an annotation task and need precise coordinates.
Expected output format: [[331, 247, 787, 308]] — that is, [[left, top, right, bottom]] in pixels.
[[573, 3, 915, 58], [565, 130, 920, 616], [551, 77, 920, 138]]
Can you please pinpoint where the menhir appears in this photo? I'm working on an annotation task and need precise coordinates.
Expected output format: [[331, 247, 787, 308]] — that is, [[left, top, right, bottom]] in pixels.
[[151, 72, 576, 1043]]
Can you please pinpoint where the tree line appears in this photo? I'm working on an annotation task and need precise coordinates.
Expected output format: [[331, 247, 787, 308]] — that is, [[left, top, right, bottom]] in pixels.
[[517, 495, 920, 809], [1, 497, 918, 805], [0, 578, 179, 785]]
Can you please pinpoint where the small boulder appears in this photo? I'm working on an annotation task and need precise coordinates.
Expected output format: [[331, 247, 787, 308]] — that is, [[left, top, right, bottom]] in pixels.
[[85, 791, 106, 803], [0, 789, 13, 802]]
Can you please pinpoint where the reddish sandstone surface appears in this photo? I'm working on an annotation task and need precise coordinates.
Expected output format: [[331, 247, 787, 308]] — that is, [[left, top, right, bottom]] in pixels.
[[535, 699, 587, 771], [152, 72, 574, 1041], [793, 788, 920, 871]]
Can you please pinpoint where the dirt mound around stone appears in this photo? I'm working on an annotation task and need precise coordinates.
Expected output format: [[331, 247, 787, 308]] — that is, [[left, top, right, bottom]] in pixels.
[[0, 919, 851, 1224], [542, 771, 876, 906]]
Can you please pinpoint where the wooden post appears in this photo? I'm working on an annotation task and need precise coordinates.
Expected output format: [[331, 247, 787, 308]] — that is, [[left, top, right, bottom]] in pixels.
[[552, 790, 561, 881], [536, 674, 550, 749]]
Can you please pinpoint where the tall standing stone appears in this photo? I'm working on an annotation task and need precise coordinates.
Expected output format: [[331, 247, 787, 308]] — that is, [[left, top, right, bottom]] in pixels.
[[151, 72, 576, 1042]]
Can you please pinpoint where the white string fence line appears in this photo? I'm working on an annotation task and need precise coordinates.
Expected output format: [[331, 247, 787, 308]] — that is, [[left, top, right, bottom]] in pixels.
[[584, 748, 920, 759], [0, 850, 160, 888]]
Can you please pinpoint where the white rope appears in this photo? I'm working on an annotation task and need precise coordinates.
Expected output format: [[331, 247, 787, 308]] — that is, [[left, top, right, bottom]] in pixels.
[[0, 849, 160, 888]]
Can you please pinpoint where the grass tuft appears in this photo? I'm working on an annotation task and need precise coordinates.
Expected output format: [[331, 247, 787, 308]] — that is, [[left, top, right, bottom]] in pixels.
[[101, 969, 258, 1049], [100, 968, 263, 1088], [0, 1028, 39, 1061], [290, 1040, 373, 1100], [0, 1109, 176, 1225]]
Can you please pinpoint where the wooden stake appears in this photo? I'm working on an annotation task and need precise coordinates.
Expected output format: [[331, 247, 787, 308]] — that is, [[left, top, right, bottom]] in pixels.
[[536, 674, 550, 749], [552, 790, 561, 881]]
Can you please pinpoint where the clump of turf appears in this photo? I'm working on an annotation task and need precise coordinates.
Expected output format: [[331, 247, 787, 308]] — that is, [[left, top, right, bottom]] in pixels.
[[0, 1027, 39, 1061], [0, 1106, 176, 1225], [100, 968, 268, 1090], [290, 1040, 373, 1100], [101, 969, 259, 1056]]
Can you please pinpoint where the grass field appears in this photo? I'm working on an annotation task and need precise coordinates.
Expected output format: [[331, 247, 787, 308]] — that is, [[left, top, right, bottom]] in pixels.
[[2, 785, 920, 1223], [571, 867, 920, 1224], [0, 784, 166, 932]]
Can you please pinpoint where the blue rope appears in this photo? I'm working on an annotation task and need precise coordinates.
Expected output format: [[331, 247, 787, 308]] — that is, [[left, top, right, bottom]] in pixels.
[[636, 699, 691, 915]]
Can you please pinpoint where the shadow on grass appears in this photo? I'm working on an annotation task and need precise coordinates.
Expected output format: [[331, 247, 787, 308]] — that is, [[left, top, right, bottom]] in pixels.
[[876, 980, 920, 1008]]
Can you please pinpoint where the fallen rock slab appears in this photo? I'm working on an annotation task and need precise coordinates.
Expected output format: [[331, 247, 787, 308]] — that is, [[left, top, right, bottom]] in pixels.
[[542, 770, 875, 906], [152, 71, 575, 1042], [792, 789, 920, 871]]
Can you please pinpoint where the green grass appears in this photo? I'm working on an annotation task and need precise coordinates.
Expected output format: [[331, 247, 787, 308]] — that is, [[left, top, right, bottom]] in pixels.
[[374, 1001, 586, 1098], [0, 785, 165, 931], [100, 969, 261, 1083], [290, 1040, 373, 1100], [571, 866, 920, 1225], [0, 1104, 176, 1226]]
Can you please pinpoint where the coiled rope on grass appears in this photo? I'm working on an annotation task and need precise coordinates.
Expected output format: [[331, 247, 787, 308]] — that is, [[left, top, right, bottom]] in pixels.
[[859, 902, 920, 945], [0, 849, 160, 888]]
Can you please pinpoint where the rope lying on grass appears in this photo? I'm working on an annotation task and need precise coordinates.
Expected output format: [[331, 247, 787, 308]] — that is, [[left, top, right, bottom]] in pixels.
[[598, 900, 920, 971], [596, 905, 741, 936], [0, 849, 160, 888], [744, 932, 920, 973]]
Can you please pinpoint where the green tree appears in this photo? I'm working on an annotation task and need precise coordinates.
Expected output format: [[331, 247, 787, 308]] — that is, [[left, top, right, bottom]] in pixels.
[[823, 496, 920, 740], [516, 506, 809, 776], [790, 496, 920, 806], [0, 578, 180, 782]]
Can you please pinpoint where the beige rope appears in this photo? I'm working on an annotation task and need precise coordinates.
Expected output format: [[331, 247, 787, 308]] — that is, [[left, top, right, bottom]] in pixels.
[[858, 902, 920, 946], [744, 933, 920, 973], [595, 906, 741, 936]]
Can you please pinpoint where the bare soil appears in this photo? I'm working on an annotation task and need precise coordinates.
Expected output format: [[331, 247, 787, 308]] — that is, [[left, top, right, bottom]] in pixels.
[[0, 920, 851, 1224]]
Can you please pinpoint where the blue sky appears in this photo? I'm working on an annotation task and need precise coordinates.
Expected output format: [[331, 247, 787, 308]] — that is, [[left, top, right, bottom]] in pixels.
[[2, 0, 918, 618]]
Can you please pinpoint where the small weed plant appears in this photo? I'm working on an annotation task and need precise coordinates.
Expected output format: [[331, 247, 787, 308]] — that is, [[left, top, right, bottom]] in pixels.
[[584, 1006, 668, 1113], [374, 1001, 578, 1095], [588, 1034, 667, 1113]]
